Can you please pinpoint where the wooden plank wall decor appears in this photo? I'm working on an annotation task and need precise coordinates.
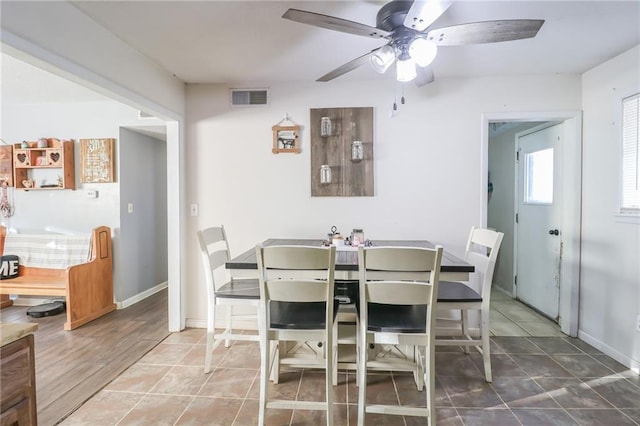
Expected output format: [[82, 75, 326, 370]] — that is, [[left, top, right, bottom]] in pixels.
[[310, 107, 374, 197], [80, 138, 115, 183]]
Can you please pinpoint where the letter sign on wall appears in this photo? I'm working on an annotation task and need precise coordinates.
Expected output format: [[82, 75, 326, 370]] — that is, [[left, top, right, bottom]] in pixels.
[[80, 138, 116, 183]]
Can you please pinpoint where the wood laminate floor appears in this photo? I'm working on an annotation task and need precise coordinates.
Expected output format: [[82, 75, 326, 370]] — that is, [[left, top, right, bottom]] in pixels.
[[0, 289, 169, 425]]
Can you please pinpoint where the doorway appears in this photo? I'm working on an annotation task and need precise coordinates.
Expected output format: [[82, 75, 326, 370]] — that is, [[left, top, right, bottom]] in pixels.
[[515, 123, 563, 320], [482, 112, 582, 337]]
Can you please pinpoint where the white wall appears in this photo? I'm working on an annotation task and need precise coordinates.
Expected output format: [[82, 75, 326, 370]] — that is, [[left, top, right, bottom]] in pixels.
[[118, 128, 168, 302], [184, 74, 582, 323], [0, 99, 167, 304], [2, 0, 186, 330], [1, 1, 184, 117], [580, 45, 640, 371], [488, 127, 518, 294]]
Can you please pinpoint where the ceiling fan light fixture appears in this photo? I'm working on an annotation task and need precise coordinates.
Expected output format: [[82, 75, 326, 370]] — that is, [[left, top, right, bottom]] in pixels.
[[409, 37, 438, 67], [396, 57, 417, 82], [370, 45, 395, 74]]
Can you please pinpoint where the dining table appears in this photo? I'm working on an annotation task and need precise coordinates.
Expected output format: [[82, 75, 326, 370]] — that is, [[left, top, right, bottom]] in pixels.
[[226, 238, 474, 281], [226, 238, 475, 374]]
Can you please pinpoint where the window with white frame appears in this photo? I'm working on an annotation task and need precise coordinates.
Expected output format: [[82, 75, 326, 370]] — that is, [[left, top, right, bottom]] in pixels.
[[621, 93, 640, 213]]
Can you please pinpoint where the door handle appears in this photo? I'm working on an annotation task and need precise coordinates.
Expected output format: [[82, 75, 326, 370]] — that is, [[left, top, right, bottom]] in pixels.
[[548, 229, 559, 236]]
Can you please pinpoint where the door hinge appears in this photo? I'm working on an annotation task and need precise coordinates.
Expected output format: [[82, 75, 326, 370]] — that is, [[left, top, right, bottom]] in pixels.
[[515, 213, 519, 223], [516, 150, 520, 162], [514, 275, 517, 286]]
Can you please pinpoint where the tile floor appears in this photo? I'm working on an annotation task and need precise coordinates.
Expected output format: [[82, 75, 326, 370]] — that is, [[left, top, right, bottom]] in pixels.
[[61, 297, 640, 426], [489, 288, 565, 337]]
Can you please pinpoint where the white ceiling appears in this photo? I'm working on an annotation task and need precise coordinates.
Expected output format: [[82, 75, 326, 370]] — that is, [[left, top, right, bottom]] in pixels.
[[67, 0, 640, 85], [1, 0, 639, 105]]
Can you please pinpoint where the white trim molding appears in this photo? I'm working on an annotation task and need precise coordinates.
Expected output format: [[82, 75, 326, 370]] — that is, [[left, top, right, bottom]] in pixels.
[[481, 110, 583, 337]]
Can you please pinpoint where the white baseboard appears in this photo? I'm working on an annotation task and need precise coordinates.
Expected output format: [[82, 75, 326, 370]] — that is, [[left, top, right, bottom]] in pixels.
[[11, 296, 62, 306], [578, 330, 640, 375], [492, 285, 513, 298], [116, 282, 168, 310], [185, 318, 258, 331]]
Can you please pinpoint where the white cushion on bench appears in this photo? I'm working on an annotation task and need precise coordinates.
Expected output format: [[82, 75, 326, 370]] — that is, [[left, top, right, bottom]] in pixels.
[[4, 233, 92, 269]]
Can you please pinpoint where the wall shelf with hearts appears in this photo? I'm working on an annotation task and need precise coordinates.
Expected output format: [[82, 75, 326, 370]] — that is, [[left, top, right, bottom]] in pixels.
[[13, 139, 75, 190]]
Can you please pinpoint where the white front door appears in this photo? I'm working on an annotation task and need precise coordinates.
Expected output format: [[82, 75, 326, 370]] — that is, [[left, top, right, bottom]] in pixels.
[[515, 123, 563, 320]]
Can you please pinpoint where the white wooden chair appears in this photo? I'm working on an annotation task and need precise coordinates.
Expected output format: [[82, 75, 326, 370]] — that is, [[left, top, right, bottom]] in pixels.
[[435, 226, 504, 382], [197, 226, 260, 374], [255, 244, 337, 426], [356, 245, 443, 426]]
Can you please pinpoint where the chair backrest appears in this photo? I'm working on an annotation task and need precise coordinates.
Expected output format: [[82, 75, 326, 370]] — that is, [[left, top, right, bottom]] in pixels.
[[464, 226, 504, 302], [197, 226, 231, 298], [255, 244, 336, 326], [358, 245, 443, 329]]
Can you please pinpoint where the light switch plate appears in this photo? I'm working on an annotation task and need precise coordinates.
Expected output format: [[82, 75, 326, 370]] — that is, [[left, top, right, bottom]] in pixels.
[[190, 204, 199, 217]]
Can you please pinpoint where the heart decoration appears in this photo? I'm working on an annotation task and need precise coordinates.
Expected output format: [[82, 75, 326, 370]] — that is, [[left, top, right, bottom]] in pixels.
[[17, 153, 27, 164], [50, 152, 60, 163]]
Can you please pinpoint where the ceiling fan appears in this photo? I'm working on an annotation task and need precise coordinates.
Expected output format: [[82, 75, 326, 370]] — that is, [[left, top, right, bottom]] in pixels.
[[282, 0, 544, 86]]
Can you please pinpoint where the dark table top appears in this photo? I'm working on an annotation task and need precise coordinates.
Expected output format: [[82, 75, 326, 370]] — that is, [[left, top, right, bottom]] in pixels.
[[226, 239, 474, 273]]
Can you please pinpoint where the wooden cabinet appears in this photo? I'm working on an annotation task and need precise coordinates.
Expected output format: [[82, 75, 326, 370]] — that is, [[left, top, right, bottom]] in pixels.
[[1, 333, 37, 426], [13, 139, 75, 190]]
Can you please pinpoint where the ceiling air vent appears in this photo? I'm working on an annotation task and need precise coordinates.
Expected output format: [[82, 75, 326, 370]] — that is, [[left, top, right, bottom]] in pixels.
[[230, 89, 268, 106]]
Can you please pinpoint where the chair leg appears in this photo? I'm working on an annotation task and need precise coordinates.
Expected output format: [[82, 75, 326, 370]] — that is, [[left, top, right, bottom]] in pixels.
[[224, 305, 233, 348], [204, 300, 218, 374], [426, 344, 435, 426], [413, 345, 425, 391], [204, 332, 214, 374], [461, 309, 470, 354], [269, 341, 280, 383], [258, 334, 269, 426], [331, 321, 338, 386], [481, 308, 492, 382], [357, 329, 367, 426], [325, 332, 334, 426]]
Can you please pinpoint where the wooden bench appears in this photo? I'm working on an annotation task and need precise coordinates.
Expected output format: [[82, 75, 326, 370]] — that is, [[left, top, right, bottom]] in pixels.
[[0, 226, 116, 330]]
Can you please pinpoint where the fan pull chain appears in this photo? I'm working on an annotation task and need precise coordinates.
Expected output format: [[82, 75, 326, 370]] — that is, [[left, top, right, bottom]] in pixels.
[[390, 82, 399, 116]]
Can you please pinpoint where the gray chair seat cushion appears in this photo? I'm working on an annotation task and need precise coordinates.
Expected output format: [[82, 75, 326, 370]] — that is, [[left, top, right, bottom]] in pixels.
[[269, 300, 340, 330], [216, 279, 260, 299], [358, 303, 427, 334], [437, 281, 482, 303]]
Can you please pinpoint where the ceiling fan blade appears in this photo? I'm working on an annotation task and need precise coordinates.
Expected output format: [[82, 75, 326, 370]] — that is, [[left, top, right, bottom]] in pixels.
[[414, 65, 435, 87], [427, 19, 545, 46], [283, 9, 390, 39], [317, 49, 378, 82], [404, 0, 453, 32]]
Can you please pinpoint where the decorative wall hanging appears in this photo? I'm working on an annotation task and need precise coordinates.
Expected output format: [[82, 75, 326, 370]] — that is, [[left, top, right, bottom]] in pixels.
[[272, 114, 301, 154], [311, 107, 374, 197], [0, 180, 13, 218], [80, 138, 115, 183], [0, 142, 13, 186]]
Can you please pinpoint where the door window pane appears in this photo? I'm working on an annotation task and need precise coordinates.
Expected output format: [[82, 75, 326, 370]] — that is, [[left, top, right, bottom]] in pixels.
[[525, 148, 553, 204]]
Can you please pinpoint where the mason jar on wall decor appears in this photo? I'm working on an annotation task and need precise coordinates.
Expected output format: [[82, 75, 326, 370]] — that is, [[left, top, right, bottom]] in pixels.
[[320, 165, 332, 184], [320, 117, 332, 137], [351, 141, 364, 161]]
